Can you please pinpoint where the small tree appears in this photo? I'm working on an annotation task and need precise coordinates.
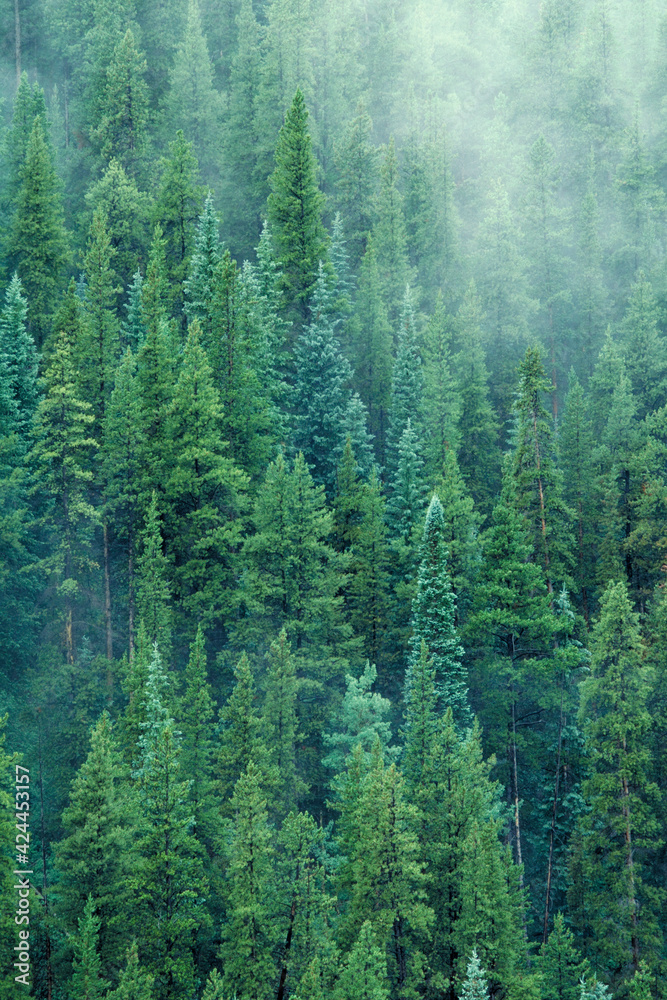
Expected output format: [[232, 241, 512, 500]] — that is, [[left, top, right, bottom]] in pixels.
[[460, 949, 489, 1000]]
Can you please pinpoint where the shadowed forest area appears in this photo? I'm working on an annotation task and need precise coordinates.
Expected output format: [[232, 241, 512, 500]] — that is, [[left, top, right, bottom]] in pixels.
[[1, 0, 667, 998]]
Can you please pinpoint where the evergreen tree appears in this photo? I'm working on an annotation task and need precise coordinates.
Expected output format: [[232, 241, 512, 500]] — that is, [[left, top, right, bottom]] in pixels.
[[93, 28, 150, 178], [135, 493, 172, 661], [107, 942, 154, 1000], [537, 912, 590, 1000], [0, 273, 38, 443], [8, 117, 69, 347], [372, 137, 410, 329], [167, 0, 222, 182], [85, 159, 151, 293], [217, 651, 268, 811], [2, 72, 48, 207], [183, 192, 223, 341], [410, 495, 471, 729], [347, 468, 390, 671], [29, 329, 98, 664], [220, 761, 277, 1000], [620, 271, 667, 420], [459, 950, 488, 1000], [267, 88, 329, 327], [571, 581, 663, 978], [323, 661, 396, 775], [178, 625, 216, 847], [70, 895, 109, 1000], [422, 293, 460, 479], [559, 370, 595, 622], [386, 286, 423, 475], [334, 101, 379, 271], [334, 922, 390, 1000], [263, 629, 304, 815], [55, 713, 137, 975], [293, 264, 353, 493], [152, 131, 203, 322]]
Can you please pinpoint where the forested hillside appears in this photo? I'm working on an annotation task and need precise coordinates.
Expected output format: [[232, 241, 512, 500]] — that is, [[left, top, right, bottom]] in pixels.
[[1, 0, 667, 997]]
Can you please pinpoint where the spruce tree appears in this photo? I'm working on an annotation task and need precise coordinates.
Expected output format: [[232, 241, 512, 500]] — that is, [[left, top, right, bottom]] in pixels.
[[9, 117, 69, 347], [410, 495, 471, 729], [386, 285, 423, 475], [0, 273, 38, 444], [93, 28, 150, 178], [334, 922, 390, 1000], [85, 159, 151, 292], [122, 272, 146, 351], [334, 101, 379, 271], [55, 713, 137, 975], [537, 912, 590, 1000], [459, 950, 489, 1000], [263, 629, 304, 815], [267, 88, 329, 327], [70, 895, 109, 1000], [422, 293, 461, 479], [167, 0, 222, 182], [348, 468, 390, 671], [183, 191, 223, 341], [372, 137, 410, 329], [178, 625, 216, 848], [135, 493, 172, 661], [293, 264, 353, 493], [217, 651, 268, 812], [107, 942, 154, 1000], [620, 270, 667, 420], [323, 661, 396, 775], [571, 581, 663, 978], [220, 761, 277, 1000], [152, 130, 203, 322], [3, 72, 48, 207]]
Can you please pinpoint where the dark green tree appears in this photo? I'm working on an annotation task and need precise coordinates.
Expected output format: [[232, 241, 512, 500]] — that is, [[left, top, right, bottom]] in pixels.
[[334, 922, 389, 1000], [386, 286, 423, 475], [537, 912, 590, 1000], [70, 895, 109, 1000], [0, 273, 38, 443], [92, 28, 150, 178]]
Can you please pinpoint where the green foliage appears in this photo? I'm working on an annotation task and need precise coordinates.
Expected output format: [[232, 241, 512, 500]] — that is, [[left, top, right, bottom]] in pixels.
[[0, 273, 38, 443], [92, 28, 150, 178], [460, 950, 488, 1000], [107, 942, 155, 1000], [334, 922, 390, 1000], [538, 912, 590, 1000], [70, 895, 109, 1000], [135, 493, 172, 661]]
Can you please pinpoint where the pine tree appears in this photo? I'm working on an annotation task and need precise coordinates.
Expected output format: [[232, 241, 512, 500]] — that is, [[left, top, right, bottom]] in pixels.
[[70, 895, 109, 1000], [217, 651, 268, 811], [422, 293, 460, 479], [133, 645, 208, 1000], [559, 370, 595, 622], [402, 641, 438, 793], [351, 239, 393, 463], [29, 329, 98, 664], [55, 713, 137, 975], [167, 0, 222, 183], [85, 159, 151, 292], [135, 493, 172, 661], [433, 450, 481, 625], [263, 629, 304, 815], [9, 117, 69, 347], [453, 283, 499, 512], [164, 321, 248, 632], [334, 922, 390, 1000], [2, 72, 48, 207], [93, 28, 150, 178], [410, 495, 471, 729], [183, 192, 223, 342], [620, 271, 667, 420], [220, 761, 277, 1000], [0, 273, 38, 444], [122, 272, 146, 351], [107, 942, 154, 1000], [348, 468, 390, 671], [386, 286, 423, 475], [293, 264, 353, 493], [372, 137, 410, 329], [152, 130, 203, 322], [323, 661, 396, 775], [334, 101, 379, 272], [267, 88, 329, 327], [537, 912, 590, 1000], [571, 581, 663, 978], [178, 625, 216, 848]]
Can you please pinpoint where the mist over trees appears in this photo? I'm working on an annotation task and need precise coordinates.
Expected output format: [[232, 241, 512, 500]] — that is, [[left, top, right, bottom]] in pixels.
[[1, 0, 667, 998]]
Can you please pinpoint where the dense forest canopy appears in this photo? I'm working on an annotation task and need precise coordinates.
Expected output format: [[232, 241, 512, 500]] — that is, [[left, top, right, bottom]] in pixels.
[[1, 0, 667, 998]]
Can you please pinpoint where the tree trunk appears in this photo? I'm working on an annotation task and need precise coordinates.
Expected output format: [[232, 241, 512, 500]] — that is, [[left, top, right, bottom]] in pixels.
[[14, 0, 21, 89]]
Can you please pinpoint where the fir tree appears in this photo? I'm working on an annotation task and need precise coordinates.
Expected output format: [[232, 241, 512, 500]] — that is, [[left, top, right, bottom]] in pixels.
[[135, 493, 172, 661], [348, 468, 390, 671], [386, 286, 423, 475], [93, 28, 150, 178], [107, 942, 154, 1000], [372, 137, 410, 329], [293, 264, 353, 493], [323, 661, 396, 775], [183, 192, 223, 340], [3, 72, 48, 207], [70, 895, 109, 1000], [410, 495, 471, 729], [9, 117, 69, 347], [178, 625, 216, 848], [422, 293, 460, 479], [85, 159, 151, 292], [0, 273, 38, 443], [220, 761, 277, 1000], [334, 101, 379, 271], [459, 950, 489, 1000], [263, 629, 304, 815], [538, 912, 590, 1000], [122, 272, 146, 351], [267, 88, 329, 327], [620, 270, 667, 420], [334, 922, 390, 1000], [217, 651, 268, 811]]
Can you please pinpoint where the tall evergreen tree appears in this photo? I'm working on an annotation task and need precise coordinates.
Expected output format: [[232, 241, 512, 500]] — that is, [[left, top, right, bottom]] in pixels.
[[93, 28, 150, 179], [460, 950, 489, 1000], [217, 651, 269, 811], [372, 137, 410, 329], [422, 293, 460, 479], [267, 88, 329, 327], [0, 273, 38, 443], [386, 286, 423, 475], [85, 159, 151, 292], [263, 629, 304, 815], [135, 493, 172, 661], [70, 895, 109, 1000], [334, 101, 379, 272], [8, 118, 69, 347], [334, 922, 390, 1000]]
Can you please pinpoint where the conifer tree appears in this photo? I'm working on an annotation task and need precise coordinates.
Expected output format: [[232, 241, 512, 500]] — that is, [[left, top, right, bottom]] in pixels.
[[434, 449, 482, 624], [293, 264, 353, 493], [537, 912, 590, 1000], [152, 131, 203, 321], [183, 192, 223, 341], [220, 761, 277, 1000], [453, 283, 499, 511], [217, 651, 268, 811], [267, 88, 329, 327], [107, 942, 154, 1000], [70, 895, 109, 1000], [402, 641, 438, 793], [133, 645, 208, 1000], [55, 713, 137, 974], [3, 72, 48, 207], [334, 922, 390, 1000], [9, 117, 69, 347], [386, 419, 426, 547], [351, 239, 393, 463], [459, 950, 489, 1000], [85, 159, 151, 292], [167, 0, 222, 182], [135, 493, 172, 661], [348, 468, 390, 670], [334, 101, 379, 271], [372, 138, 410, 328], [323, 661, 396, 775], [93, 28, 150, 178], [422, 293, 460, 479], [29, 329, 98, 664], [620, 270, 667, 420], [0, 273, 38, 444], [571, 581, 663, 977], [386, 285, 423, 473], [263, 629, 304, 815], [178, 626, 216, 847], [410, 495, 471, 729], [122, 272, 146, 351], [559, 371, 595, 622], [164, 321, 248, 631]]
